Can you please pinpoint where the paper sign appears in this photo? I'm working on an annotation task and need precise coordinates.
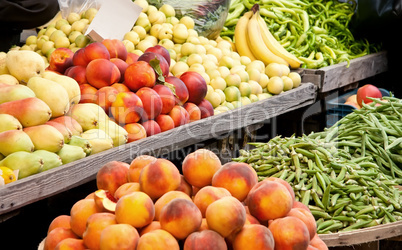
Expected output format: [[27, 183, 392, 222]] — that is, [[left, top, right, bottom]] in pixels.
[[85, 0, 142, 42]]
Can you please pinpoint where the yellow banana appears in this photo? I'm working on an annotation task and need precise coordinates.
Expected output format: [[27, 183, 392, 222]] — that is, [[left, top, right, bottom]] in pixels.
[[247, 11, 289, 66], [234, 11, 257, 61], [256, 13, 302, 69]]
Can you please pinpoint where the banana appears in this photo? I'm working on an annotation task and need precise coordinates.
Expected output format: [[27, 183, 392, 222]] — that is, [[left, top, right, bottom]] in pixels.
[[234, 11, 257, 61], [256, 13, 302, 69], [247, 11, 289, 66]]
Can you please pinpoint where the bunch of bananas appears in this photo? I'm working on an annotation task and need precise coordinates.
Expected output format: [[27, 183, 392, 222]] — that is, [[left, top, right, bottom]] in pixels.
[[234, 4, 302, 69]]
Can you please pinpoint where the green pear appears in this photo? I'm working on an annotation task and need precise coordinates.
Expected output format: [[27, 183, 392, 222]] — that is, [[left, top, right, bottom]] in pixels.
[[0, 130, 35, 156], [6, 50, 46, 83], [41, 71, 81, 106], [32, 150, 62, 172], [0, 51, 9, 75], [98, 120, 128, 147], [0, 151, 44, 179], [0, 97, 52, 127], [24, 124, 64, 153], [0, 114, 23, 132], [81, 129, 114, 155], [0, 83, 36, 104], [27, 76, 70, 118], [68, 103, 109, 131], [68, 135, 92, 156], [57, 144, 86, 164], [0, 74, 19, 85]]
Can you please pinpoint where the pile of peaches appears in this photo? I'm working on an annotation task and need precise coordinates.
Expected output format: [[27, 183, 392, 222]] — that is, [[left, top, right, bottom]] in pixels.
[[42, 149, 328, 250], [48, 39, 213, 142]]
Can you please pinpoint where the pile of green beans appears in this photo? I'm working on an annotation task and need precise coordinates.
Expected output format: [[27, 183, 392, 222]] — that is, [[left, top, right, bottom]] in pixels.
[[221, 0, 382, 68], [233, 97, 402, 233]]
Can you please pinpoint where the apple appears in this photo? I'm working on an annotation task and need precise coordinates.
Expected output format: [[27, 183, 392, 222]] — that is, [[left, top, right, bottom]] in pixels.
[[48, 47, 74, 74], [356, 84, 382, 106], [145, 45, 171, 66], [179, 71, 207, 105]]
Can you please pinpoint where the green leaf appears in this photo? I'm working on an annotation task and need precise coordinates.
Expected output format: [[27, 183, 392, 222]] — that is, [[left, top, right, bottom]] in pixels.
[[164, 82, 178, 99], [149, 57, 165, 83]]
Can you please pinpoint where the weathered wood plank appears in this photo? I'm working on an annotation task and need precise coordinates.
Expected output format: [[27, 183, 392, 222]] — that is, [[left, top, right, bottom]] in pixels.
[[0, 83, 317, 215], [320, 220, 402, 247]]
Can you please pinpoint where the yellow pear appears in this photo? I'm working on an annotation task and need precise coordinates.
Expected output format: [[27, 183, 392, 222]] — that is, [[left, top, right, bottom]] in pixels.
[[0, 130, 35, 156], [6, 50, 46, 83], [98, 120, 128, 147], [41, 71, 81, 106], [0, 74, 18, 85], [0, 52, 9, 75], [0, 114, 23, 132], [0, 83, 36, 104], [27, 76, 70, 118], [0, 151, 44, 179], [23, 124, 64, 153], [81, 129, 114, 155], [68, 103, 109, 131]]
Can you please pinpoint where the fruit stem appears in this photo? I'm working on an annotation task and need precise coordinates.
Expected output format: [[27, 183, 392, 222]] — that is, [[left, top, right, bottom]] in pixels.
[[251, 4, 260, 14]]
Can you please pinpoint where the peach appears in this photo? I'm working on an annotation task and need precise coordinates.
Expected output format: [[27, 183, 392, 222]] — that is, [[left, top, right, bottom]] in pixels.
[[86, 58, 121, 89], [49, 116, 82, 136], [155, 114, 175, 132], [86, 192, 95, 200], [44, 227, 79, 250], [70, 199, 100, 237], [142, 120, 161, 136], [72, 48, 90, 67], [111, 91, 144, 124], [164, 76, 189, 105], [183, 230, 227, 250], [96, 161, 129, 196], [139, 158, 181, 200], [266, 176, 296, 202], [287, 207, 317, 240], [183, 102, 201, 122], [140, 221, 162, 236], [93, 189, 117, 213], [102, 38, 128, 61], [145, 45, 171, 66], [79, 83, 97, 103], [94, 86, 119, 115], [115, 191, 155, 228], [152, 84, 175, 114], [159, 198, 202, 240], [136, 229, 180, 250], [110, 58, 129, 82], [212, 162, 258, 202], [182, 149, 221, 188], [175, 175, 192, 197], [198, 218, 209, 231], [49, 47, 74, 74], [54, 238, 86, 250], [232, 224, 275, 250], [84, 42, 110, 61], [268, 216, 310, 250], [205, 196, 246, 238], [245, 213, 261, 225], [114, 182, 141, 200], [193, 186, 231, 217], [169, 105, 190, 127], [197, 99, 214, 119], [124, 122, 147, 143], [128, 155, 157, 182], [180, 71, 207, 105], [154, 191, 192, 221], [99, 224, 140, 250], [293, 200, 311, 211], [126, 52, 139, 65], [82, 212, 117, 250], [48, 215, 71, 234], [138, 52, 169, 79], [309, 234, 328, 250], [65, 65, 87, 85], [124, 61, 156, 92], [246, 180, 294, 221], [136, 87, 163, 120], [111, 82, 130, 92]]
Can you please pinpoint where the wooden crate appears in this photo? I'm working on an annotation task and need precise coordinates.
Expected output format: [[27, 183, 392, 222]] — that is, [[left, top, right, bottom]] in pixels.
[[0, 83, 316, 216], [301, 51, 388, 93]]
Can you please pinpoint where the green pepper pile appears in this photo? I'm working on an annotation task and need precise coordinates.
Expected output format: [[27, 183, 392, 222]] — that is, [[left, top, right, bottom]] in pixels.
[[222, 0, 382, 68]]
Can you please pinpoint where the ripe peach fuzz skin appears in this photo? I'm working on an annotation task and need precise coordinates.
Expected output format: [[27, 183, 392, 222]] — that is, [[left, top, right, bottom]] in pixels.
[[70, 199, 101, 238], [212, 162, 258, 202], [47, 215, 71, 234], [124, 61, 156, 92], [44, 227, 79, 250], [115, 191, 155, 228], [54, 238, 86, 250], [159, 198, 203, 240], [175, 175, 192, 197], [183, 230, 228, 250], [246, 179, 294, 221], [124, 122, 147, 143], [139, 158, 181, 200], [192, 186, 232, 217], [127, 155, 157, 182], [86, 59, 120, 89], [99, 224, 140, 250], [96, 161, 129, 196], [114, 182, 141, 200], [287, 207, 317, 240], [154, 190, 192, 221], [82, 212, 117, 250], [136, 229, 180, 250], [232, 224, 275, 250], [182, 148, 222, 188], [205, 196, 246, 238], [266, 176, 296, 203], [140, 221, 162, 236], [309, 233, 328, 250], [268, 216, 310, 250]]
